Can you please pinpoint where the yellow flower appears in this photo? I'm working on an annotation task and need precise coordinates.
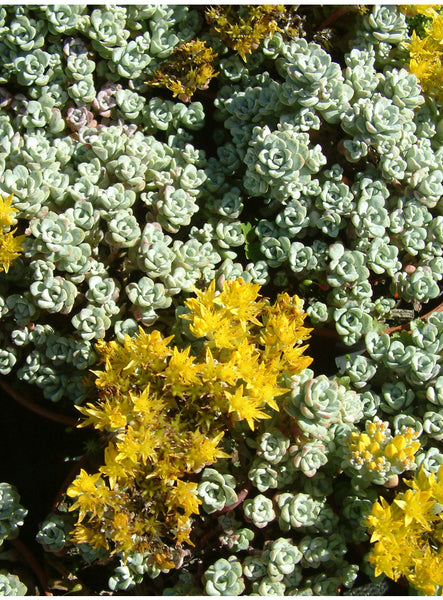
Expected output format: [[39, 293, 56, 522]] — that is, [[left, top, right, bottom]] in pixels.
[[0, 193, 17, 228], [0, 229, 25, 273], [228, 338, 259, 377], [369, 540, 398, 580], [226, 384, 271, 430], [110, 512, 134, 555], [408, 30, 434, 57], [214, 321, 248, 350], [132, 328, 173, 371], [152, 550, 176, 571], [279, 345, 313, 374], [148, 39, 218, 101], [69, 277, 313, 564], [408, 546, 443, 594], [193, 311, 231, 345], [135, 427, 159, 465], [116, 426, 142, 467], [198, 346, 224, 383], [406, 466, 436, 492], [66, 469, 109, 520], [229, 349, 282, 412], [185, 279, 264, 348], [99, 443, 128, 490], [130, 386, 167, 427], [167, 479, 201, 518], [366, 496, 402, 543], [393, 488, 435, 529], [153, 457, 183, 481], [216, 278, 264, 325], [66, 469, 105, 498], [185, 430, 229, 471], [409, 56, 437, 82], [405, 12, 443, 100], [188, 278, 218, 309], [91, 359, 120, 390], [384, 432, 420, 462], [163, 346, 201, 390], [370, 533, 422, 581], [399, 5, 440, 17], [70, 524, 109, 550], [77, 398, 128, 431], [251, 378, 282, 412], [262, 313, 295, 348], [431, 466, 443, 504], [367, 462, 443, 592], [173, 518, 193, 545], [429, 13, 443, 43]]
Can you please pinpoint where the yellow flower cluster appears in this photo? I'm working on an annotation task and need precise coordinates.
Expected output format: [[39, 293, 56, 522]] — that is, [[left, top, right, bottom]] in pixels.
[[66, 279, 312, 566], [401, 5, 443, 102], [0, 193, 24, 274], [346, 417, 420, 482], [398, 5, 440, 17], [205, 5, 287, 61], [149, 39, 218, 102], [366, 466, 443, 594], [148, 7, 302, 100]]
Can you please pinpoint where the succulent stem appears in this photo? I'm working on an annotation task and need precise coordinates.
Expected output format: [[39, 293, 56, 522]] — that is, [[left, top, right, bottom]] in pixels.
[[0, 378, 78, 427]]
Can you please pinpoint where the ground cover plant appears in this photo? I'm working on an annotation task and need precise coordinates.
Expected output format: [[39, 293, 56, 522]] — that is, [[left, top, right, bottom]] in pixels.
[[0, 3, 443, 595]]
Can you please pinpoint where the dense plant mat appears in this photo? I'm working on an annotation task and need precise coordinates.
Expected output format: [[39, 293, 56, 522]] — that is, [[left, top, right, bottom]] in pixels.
[[1, 4, 443, 596]]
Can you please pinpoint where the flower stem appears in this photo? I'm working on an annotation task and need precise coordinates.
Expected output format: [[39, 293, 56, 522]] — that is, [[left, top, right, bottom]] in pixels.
[[10, 537, 52, 596], [213, 482, 252, 516], [318, 6, 352, 29], [384, 300, 443, 335], [0, 378, 78, 427], [310, 326, 339, 339]]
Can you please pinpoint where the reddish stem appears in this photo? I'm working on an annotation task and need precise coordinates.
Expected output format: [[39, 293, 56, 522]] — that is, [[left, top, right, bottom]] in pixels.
[[310, 326, 339, 339], [423, 300, 443, 320], [213, 482, 252, 516], [0, 378, 78, 427], [384, 322, 413, 335], [318, 6, 351, 29], [198, 525, 221, 550], [310, 300, 443, 339], [10, 537, 52, 596], [384, 300, 443, 335]]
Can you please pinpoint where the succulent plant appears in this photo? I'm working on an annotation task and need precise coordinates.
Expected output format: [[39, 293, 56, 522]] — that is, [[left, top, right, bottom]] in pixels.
[[276, 492, 324, 531], [0, 483, 27, 546], [1, 4, 443, 595], [0, 571, 27, 596], [263, 537, 302, 582], [197, 468, 238, 514], [36, 513, 71, 552], [203, 557, 245, 596], [243, 494, 276, 529]]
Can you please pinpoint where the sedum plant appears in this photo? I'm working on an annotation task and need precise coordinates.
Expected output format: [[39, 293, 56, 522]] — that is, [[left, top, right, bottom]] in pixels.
[[197, 468, 238, 515], [366, 466, 443, 594], [0, 482, 27, 547], [0, 571, 27, 596], [0, 3, 442, 596], [203, 556, 245, 596], [0, 193, 24, 275], [64, 278, 312, 569], [343, 417, 421, 485], [205, 6, 285, 61], [0, 2, 441, 416], [0, 483, 28, 596], [149, 40, 218, 102], [400, 5, 443, 103]]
